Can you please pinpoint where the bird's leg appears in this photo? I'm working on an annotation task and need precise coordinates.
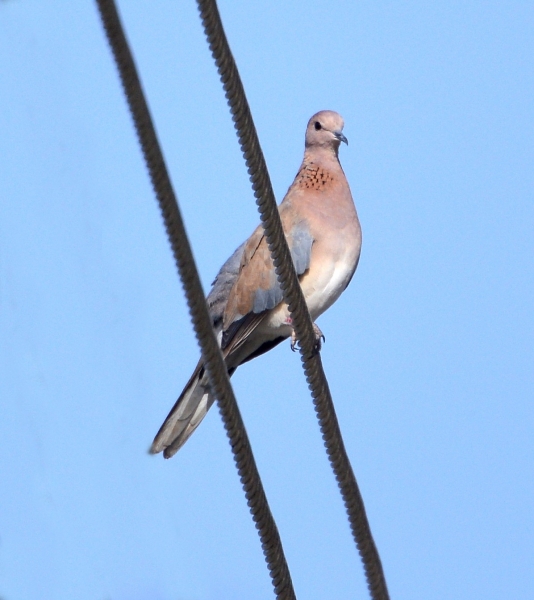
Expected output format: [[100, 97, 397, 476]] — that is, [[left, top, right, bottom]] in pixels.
[[288, 318, 325, 353]]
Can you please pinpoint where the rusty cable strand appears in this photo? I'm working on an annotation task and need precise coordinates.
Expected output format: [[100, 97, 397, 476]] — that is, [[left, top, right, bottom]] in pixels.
[[94, 1, 296, 598], [196, 1, 390, 598]]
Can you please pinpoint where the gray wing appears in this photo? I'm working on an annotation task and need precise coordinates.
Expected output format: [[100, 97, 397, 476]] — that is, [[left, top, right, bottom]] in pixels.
[[221, 221, 314, 351], [207, 242, 245, 330], [250, 220, 314, 314]]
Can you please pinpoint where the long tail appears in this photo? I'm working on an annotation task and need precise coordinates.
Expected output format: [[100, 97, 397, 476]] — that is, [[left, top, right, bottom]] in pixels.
[[150, 361, 215, 459]]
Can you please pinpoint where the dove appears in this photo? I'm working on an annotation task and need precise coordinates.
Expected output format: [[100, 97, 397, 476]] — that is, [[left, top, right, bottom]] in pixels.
[[151, 110, 362, 458]]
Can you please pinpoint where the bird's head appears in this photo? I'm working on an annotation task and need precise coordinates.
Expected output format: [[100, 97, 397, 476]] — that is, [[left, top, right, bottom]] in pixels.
[[305, 110, 348, 153]]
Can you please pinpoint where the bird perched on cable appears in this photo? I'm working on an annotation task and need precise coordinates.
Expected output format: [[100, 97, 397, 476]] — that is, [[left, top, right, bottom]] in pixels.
[[151, 110, 362, 458]]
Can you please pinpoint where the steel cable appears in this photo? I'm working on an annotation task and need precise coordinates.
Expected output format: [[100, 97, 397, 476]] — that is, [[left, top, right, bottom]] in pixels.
[[196, 1, 390, 599], [95, 1, 296, 598]]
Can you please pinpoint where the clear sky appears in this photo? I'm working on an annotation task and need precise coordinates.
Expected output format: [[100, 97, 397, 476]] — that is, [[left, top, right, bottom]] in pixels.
[[1, 1, 533, 599]]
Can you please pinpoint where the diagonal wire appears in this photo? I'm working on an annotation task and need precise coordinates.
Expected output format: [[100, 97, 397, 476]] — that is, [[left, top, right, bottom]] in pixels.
[[196, 1, 390, 599], [94, 1, 296, 598]]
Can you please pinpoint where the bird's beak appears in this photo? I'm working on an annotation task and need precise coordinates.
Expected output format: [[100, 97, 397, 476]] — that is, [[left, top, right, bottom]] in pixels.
[[334, 131, 348, 145]]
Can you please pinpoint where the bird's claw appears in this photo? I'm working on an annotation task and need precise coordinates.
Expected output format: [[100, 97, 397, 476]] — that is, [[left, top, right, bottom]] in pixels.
[[290, 323, 325, 353], [313, 323, 326, 353], [290, 330, 298, 352]]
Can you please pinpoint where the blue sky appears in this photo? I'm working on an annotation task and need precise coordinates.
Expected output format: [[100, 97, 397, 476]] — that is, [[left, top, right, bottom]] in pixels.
[[1, 1, 533, 599]]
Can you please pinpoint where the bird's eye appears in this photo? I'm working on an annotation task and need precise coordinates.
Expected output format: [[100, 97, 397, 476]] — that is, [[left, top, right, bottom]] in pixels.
[[314, 121, 322, 131]]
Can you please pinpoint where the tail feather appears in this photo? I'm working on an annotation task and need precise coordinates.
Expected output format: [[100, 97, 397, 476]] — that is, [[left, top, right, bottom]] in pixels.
[[150, 361, 215, 458]]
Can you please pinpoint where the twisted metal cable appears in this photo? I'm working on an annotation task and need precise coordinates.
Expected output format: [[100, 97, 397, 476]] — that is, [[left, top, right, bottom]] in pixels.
[[94, 1, 296, 598], [196, 1, 390, 599]]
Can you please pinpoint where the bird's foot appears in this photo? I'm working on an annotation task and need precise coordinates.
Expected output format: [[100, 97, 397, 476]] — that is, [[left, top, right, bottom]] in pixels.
[[312, 323, 326, 352], [290, 329, 297, 351], [290, 322, 325, 353]]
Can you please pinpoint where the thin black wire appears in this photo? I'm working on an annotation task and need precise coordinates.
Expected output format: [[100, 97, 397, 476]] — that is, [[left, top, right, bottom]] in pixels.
[[94, 1, 296, 598], [196, 1, 390, 599]]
